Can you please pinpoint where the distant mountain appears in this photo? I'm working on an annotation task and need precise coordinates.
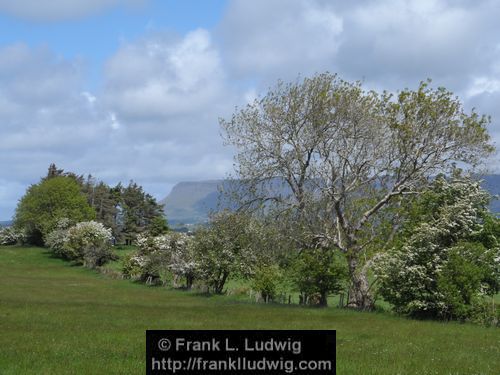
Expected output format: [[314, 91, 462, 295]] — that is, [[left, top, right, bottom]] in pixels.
[[160, 180, 225, 225], [161, 175, 500, 225]]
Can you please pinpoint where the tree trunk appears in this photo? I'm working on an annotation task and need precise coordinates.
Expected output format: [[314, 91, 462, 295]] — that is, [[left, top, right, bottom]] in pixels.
[[214, 272, 229, 294], [346, 254, 374, 310], [186, 275, 193, 290], [318, 291, 328, 307]]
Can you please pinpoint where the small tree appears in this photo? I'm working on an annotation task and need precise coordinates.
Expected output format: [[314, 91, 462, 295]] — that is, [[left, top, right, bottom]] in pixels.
[[123, 232, 196, 288], [193, 211, 257, 294], [251, 264, 290, 303], [291, 249, 347, 306]]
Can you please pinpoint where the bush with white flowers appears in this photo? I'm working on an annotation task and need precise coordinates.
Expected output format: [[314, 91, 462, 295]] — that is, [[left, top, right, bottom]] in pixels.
[[122, 232, 197, 288], [46, 220, 116, 268], [375, 177, 500, 323], [192, 211, 259, 294], [0, 226, 27, 245], [45, 218, 74, 258]]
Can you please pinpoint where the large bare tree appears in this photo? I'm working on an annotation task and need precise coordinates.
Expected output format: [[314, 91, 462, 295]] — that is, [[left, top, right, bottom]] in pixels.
[[220, 73, 493, 310]]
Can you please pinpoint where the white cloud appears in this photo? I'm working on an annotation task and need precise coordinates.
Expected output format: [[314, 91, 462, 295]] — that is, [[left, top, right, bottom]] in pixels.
[[104, 29, 227, 122], [98, 29, 238, 197], [466, 77, 500, 98], [218, 0, 343, 81], [336, 0, 500, 91], [0, 0, 145, 21]]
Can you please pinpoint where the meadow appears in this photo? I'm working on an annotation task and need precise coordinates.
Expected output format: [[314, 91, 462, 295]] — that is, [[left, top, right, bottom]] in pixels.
[[0, 245, 499, 375]]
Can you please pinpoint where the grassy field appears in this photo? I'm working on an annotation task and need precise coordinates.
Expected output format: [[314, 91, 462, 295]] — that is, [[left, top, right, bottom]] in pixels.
[[0, 246, 499, 375]]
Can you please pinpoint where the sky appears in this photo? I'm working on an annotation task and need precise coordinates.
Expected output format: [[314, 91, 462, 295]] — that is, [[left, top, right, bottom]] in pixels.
[[1, 0, 500, 220]]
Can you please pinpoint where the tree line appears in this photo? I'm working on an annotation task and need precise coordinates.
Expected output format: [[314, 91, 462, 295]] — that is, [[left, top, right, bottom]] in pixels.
[[14, 164, 167, 245]]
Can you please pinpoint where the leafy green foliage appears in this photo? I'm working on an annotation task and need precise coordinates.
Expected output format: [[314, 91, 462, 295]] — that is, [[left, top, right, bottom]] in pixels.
[[14, 176, 95, 244], [147, 216, 169, 236], [21, 164, 168, 245], [250, 264, 288, 302], [437, 243, 498, 322], [291, 249, 347, 306]]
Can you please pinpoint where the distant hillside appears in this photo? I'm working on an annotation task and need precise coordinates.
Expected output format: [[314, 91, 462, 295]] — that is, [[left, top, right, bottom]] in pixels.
[[0, 220, 12, 227], [160, 180, 225, 225], [161, 175, 500, 225]]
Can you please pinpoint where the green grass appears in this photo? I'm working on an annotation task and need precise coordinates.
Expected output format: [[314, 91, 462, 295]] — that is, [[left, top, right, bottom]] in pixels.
[[0, 246, 499, 375], [102, 245, 137, 272]]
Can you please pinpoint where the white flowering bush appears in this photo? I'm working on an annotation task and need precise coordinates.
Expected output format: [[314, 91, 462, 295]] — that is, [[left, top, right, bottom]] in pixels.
[[46, 220, 116, 268], [375, 176, 500, 323], [45, 218, 74, 258], [123, 232, 197, 288], [192, 211, 258, 294], [122, 254, 149, 280], [0, 226, 27, 245]]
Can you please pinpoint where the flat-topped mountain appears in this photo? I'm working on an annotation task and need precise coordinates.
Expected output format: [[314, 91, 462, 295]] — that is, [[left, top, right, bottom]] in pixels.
[[159, 180, 224, 225], [161, 175, 500, 225]]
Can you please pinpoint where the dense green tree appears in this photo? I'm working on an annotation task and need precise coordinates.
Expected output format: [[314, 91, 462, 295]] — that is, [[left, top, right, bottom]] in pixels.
[[81, 176, 120, 237], [120, 181, 166, 244], [24, 164, 168, 245], [14, 176, 95, 244], [148, 216, 169, 236]]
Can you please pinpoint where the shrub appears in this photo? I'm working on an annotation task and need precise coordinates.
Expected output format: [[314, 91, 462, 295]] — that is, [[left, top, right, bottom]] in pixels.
[[45, 218, 74, 258], [122, 253, 149, 280], [123, 232, 196, 288], [0, 226, 27, 245], [375, 177, 500, 321], [46, 220, 115, 268], [66, 221, 115, 268], [437, 243, 500, 321], [251, 264, 288, 302], [192, 211, 258, 294], [291, 249, 347, 307]]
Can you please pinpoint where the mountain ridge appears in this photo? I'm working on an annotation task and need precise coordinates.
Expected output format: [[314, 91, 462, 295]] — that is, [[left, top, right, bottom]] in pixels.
[[161, 175, 500, 225]]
